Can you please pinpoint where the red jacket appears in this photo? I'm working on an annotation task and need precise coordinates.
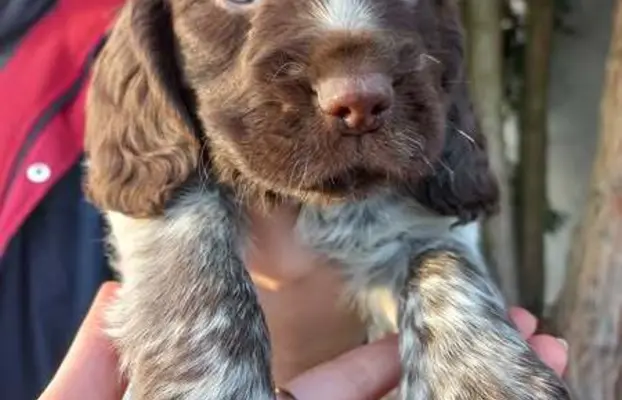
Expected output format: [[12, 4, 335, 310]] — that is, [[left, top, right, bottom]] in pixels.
[[0, 3, 128, 398], [0, 0, 125, 254]]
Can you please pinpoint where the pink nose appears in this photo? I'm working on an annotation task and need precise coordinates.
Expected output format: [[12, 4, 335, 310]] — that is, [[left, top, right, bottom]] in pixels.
[[317, 74, 393, 133]]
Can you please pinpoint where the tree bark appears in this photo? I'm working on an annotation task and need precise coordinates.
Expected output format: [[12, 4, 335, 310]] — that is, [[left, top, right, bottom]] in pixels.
[[552, 1, 622, 397], [463, 0, 519, 304], [518, 0, 555, 317]]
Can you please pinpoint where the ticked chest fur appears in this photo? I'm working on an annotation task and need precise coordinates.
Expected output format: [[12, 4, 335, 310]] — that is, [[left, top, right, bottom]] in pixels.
[[105, 180, 569, 400], [295, 189, 483, 334], [107, 182, 482, 331]]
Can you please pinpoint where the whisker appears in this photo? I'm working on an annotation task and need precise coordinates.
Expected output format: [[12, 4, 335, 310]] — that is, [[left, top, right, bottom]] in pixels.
[[388, 131, 412, 160], [287, 149, 300, 190], [299, 157, 311, 192], [437, 159, 455, 183], [422, 156, 436, 175], [420, 53, 441, 65], [447, 122, 476, 146], [415, 53, 442, 71], [197, 141, 212, 191], [456, 127, 475, 144]]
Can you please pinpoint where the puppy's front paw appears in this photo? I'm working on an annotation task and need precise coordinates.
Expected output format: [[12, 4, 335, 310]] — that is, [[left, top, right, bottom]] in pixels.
[[416, 347, 569, 399], [106, 273, 275, 400], [398, 251, 571, 400], [399, 320, 571, 399]]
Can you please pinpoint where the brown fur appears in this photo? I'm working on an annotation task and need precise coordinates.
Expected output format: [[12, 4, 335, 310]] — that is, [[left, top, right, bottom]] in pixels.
[[84, 0, 201, 218], [84, 0, 499, 222]]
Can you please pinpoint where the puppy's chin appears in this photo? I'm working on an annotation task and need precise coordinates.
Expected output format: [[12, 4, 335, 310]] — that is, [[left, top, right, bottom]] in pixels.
[[211, 143, 437, 209], [298, 167, 388, 200], [240, 165, 415, 209]]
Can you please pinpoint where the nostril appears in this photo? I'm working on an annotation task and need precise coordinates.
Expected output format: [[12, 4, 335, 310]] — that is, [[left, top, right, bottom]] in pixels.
[[333, 106, 352, 119]]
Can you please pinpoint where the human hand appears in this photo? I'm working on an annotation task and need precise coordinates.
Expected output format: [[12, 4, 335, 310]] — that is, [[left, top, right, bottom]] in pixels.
[[277, 307, 569, 400], [38, 282, 568, 400]]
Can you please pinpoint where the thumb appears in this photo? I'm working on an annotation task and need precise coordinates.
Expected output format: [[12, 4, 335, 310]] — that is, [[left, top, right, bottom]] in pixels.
[[279, 335, 401, 400], [38, 282, 126, 400]]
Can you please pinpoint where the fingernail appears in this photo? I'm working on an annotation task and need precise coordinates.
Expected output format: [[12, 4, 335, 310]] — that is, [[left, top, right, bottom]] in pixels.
[[557, 338, 568, 350]]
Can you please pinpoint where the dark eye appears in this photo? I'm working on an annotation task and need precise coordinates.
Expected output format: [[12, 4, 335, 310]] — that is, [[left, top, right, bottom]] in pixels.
[[220, 0, 259, 12]]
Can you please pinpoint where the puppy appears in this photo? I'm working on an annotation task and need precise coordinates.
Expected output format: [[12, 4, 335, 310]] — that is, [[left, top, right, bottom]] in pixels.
[[84, 0, 571, 399]]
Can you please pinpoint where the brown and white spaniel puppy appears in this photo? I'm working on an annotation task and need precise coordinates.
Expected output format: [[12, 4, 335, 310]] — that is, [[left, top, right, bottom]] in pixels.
[[83, 0, 570, 399]]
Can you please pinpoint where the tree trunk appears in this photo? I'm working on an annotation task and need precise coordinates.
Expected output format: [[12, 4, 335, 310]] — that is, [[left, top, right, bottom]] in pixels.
[[552, 1, 622, 397], [518, 0, 555, 317], [463, 0, 519, 304]]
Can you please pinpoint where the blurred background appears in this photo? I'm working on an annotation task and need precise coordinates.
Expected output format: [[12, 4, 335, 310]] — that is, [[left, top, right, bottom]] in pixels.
[[460, 0, 621, 398]]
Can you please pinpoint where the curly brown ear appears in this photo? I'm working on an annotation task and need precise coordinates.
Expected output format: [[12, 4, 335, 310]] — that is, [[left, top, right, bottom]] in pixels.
[[409, 0, 499, 223], [413, 80, 500, 223], [84, 0, 201, 218]]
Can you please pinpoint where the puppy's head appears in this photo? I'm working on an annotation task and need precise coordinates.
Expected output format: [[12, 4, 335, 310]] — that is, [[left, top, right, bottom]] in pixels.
[[85, 0, 499, 222]]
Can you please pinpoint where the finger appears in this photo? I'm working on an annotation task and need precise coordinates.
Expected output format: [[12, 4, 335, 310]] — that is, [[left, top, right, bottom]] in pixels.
[[282, 335, 400, 400], [528, 334, 568, 377], [508, 307, 537, 339], [39, 282, 126, 400]]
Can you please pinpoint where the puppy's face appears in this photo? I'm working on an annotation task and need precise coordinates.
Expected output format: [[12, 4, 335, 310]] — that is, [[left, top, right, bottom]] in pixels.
[[85, 0, 497, 221], [173, 0, 463, 203]]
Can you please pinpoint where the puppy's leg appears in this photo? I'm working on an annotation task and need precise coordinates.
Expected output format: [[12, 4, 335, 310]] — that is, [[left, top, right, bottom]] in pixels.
[[295, 194, 570, 399], [398, 248, 571, 400], [105, 182, 274, 400]]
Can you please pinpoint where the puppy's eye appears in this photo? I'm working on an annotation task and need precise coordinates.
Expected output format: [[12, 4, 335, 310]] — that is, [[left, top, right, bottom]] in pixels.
[[227, 0, 256, 5], [219, 0, 260, 11]]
